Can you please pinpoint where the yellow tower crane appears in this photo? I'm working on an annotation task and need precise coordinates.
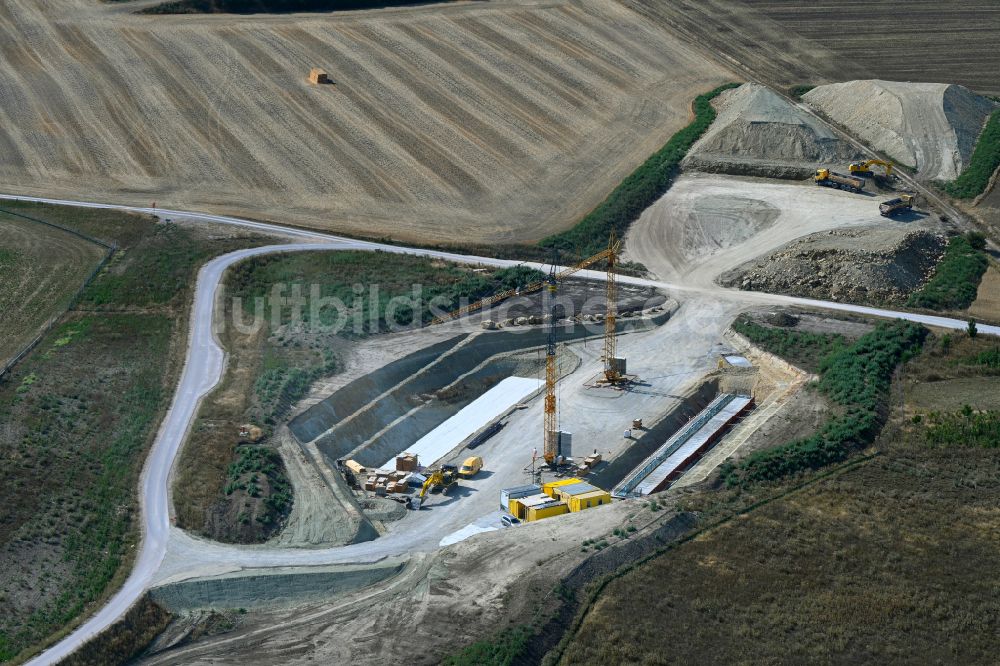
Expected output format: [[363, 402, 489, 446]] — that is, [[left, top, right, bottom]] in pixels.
[[431, 236, 623, 464], [601, 231, 623, 384]]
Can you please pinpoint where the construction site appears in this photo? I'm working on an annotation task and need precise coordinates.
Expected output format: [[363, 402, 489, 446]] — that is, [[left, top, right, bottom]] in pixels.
[[2, 0, 999, 662]]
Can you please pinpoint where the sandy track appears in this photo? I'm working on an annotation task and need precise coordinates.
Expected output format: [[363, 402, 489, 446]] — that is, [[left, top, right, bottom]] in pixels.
[[0, 0, 731, 244]]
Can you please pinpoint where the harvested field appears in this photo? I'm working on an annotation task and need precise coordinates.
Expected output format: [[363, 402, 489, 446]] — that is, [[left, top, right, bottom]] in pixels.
[[684, 83, 861, 178], [804, 81, 997, 180], [0, 0, 731, 243], [0, 212, 107, 367], [618, 1, 1000, 97]]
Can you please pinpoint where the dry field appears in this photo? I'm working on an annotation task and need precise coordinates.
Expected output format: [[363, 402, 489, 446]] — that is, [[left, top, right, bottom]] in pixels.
[[620, 0, 1000, 96], [0, 212, 107, 367], [0, 0, 731, 243]]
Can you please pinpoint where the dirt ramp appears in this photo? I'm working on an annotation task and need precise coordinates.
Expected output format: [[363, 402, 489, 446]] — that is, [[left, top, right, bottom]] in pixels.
[[684, 83, 860, 177], [803, 80, 997, 180]]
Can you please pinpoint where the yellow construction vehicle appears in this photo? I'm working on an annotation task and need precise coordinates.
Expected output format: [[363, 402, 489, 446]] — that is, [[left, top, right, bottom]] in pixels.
[[814, 168, 865, 193], [849, 159, 894, 178], [879, 193, 915, 217], [409, 464, 458, 509]]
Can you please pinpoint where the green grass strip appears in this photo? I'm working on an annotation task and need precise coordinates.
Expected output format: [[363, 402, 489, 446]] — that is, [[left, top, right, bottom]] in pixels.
[[942, 109, 1000, 199], [906, 234, 989, 311], [540, 82, 740, 258]]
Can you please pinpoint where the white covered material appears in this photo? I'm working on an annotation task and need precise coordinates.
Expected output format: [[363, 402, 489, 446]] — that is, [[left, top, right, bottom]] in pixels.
[[382, 376, 544, 469]]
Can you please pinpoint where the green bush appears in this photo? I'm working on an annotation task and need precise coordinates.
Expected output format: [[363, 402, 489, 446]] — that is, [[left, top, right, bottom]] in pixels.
[[906, 234, 989, 310], [540, 83, 740, 258], [788, 84, 815, 99], [724, 321, 927, 486], [942, 109, 1000, 199], [972, 346, 1000, 368], [442, 625, 532, 666], [922, 409, 1000, 447]]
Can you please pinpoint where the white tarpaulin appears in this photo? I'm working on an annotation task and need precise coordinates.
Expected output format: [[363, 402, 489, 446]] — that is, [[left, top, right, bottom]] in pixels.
[[383, 376, 543, 469]]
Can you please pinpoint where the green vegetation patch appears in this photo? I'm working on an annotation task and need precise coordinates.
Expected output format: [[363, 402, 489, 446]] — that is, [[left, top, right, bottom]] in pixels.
[[919, 407, 1000, 448], [228, 251, 543, 334], [224, 446, 293, 527], [0, 248, 19, 267], [540, 83, 740, 258], [970, 345, 1000, 369], [906, 233, 988, 311], [722, 320, 927, 487], [442, 625, 532, 666], [788, 84, 815, 99], [942, 109, 1000, 199], [732, 318, 847, 373], [0, 314, 173, 662]]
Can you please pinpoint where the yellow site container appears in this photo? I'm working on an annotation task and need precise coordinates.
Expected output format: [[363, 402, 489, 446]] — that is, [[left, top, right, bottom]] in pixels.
[[565, 490, 611, 512], [542, 478, 584, 499], [526, 500, 569, 522], [512, 493, 569, 522]]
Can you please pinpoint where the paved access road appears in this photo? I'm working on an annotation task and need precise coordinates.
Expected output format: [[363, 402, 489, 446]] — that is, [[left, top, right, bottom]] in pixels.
[[4, 193, 996, 666]]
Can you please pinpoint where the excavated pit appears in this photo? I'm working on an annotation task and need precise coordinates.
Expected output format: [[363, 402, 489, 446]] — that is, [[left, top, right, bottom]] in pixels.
[[292, 311, 673, 471]]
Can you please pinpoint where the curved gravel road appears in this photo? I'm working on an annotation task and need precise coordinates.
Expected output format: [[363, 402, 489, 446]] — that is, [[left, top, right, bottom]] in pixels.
[[4, 193, 995, 665]]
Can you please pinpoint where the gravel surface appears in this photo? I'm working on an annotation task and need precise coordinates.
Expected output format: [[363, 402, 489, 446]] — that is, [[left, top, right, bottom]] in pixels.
[[721, 226, 948, 304], [804, 80, 997, 181], [684, 83, 861, 177]]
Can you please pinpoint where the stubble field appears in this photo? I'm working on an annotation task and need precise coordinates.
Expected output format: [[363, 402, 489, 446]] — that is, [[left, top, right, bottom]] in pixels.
[[0, 0, 731, 243], [619, 0, 1000, 96]]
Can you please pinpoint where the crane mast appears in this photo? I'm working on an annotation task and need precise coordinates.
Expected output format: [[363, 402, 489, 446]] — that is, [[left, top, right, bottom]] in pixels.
[[602, 232, 622, 384], [543, 259, 559, 464]]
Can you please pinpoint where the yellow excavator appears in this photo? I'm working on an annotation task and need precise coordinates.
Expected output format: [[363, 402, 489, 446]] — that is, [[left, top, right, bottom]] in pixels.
[[408, 464, 458, 509], [849, 159, 894, 178]]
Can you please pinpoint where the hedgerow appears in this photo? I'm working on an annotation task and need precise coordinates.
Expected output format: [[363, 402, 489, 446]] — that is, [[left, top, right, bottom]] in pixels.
[[906, 234, 988, 310], [722, 320, 927, 486], [942, 109, 1000, 199]]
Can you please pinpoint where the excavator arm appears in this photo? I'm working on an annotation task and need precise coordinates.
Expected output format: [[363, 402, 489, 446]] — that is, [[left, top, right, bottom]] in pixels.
[[849, 159, 893, 177]]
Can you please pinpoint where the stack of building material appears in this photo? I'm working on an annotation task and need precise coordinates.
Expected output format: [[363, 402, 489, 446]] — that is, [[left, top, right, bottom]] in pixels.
[[396, 453, 418, 472]]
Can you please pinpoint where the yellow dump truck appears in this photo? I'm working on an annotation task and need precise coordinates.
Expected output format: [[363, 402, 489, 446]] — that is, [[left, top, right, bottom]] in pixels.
[[879, 193, 915, 217], [814, 168, 865, 193]]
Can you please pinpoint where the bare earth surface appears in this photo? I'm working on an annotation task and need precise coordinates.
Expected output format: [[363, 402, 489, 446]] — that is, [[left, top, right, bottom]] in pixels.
[[804, 81, 996, 180], [0, 0, 731, 243]]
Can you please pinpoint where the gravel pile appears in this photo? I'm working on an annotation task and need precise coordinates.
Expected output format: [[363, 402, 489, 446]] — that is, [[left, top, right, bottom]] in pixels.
[[720, 226, 947, 303], [804, 80, 997, 181], [684, 83, 861, 178]]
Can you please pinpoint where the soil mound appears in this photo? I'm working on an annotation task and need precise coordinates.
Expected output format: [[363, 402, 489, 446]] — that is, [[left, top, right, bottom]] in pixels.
[[684, 83, 861, 178], [720, 226, 947, 303], [804, 80, 996, 181]]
